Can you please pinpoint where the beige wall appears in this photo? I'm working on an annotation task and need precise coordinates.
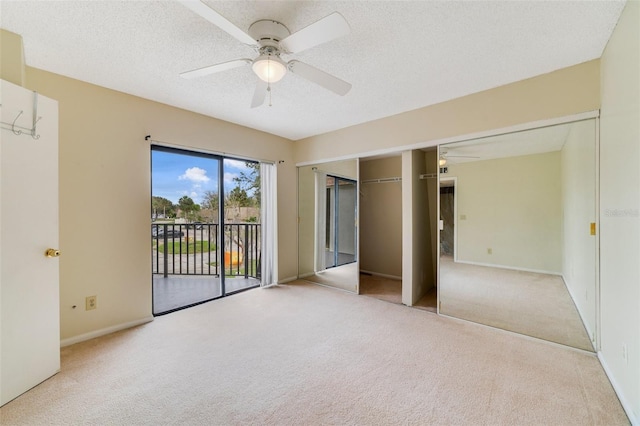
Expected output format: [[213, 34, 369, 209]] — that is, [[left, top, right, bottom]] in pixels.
[[294, 60, 600, 164], [23, 67, 295, 343], [0, 30, 25, 86], [402, 150, 433, 305], [446, 152, 562, 273], [599, 0, 640, 421], [560, 119, 597, 343], [359, 156, 402, 278]]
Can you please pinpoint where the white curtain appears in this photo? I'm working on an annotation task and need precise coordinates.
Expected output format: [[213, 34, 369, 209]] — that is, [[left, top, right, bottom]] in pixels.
[[314, 170, 327, 272], [260, 162, 278, 287]]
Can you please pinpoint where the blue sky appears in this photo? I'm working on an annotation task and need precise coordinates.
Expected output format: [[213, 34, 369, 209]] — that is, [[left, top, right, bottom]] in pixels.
[[151, 150, 255, 205]]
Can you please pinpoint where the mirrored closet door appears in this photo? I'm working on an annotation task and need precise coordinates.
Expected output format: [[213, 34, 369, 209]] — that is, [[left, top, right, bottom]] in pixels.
[[298, 159, 359, 293], [438, 119, 597, 351]]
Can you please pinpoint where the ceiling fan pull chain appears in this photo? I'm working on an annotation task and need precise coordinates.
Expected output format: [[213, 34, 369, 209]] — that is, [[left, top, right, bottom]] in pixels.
[[268, 83, 273, 107]]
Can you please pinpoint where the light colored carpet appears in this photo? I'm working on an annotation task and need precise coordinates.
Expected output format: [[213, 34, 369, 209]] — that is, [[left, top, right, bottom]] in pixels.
[[304, 262, 358, 292], [359, 274, 437, 312], [359, 273, 403, 304], [414, 286, 438, 313], [440, 256, 594, 352], [0, 281, 628, 425]]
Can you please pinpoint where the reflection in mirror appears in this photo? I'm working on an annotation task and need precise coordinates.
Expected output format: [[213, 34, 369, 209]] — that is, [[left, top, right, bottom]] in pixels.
[[324, 176, 357, 268], [439, 119, 597, 351], [298, 160, 358, 293]]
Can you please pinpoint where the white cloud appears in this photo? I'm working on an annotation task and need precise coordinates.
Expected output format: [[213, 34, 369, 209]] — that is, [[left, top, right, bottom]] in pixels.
[[225, 159, 250, 171], [179, 167, 210, 183], [224, 172, 239, 184]]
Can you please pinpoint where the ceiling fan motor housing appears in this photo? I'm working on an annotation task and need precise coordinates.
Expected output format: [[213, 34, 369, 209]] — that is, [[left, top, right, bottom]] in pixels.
[[248, 20, 291, 51]]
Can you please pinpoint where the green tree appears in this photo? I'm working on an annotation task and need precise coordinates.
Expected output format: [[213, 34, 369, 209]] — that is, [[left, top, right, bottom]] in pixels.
[[226, 187, 251, 208], [152, 196, 175, 218], [233, 162, 260, 206], [177, 195, 200, 220]]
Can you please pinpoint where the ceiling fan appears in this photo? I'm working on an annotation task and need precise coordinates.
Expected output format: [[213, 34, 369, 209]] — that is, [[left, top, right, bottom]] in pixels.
[[439, 151, 480, 166], [179, 0, 352, 107]]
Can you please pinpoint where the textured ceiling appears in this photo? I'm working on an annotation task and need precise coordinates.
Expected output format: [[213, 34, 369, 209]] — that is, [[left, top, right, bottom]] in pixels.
[[441, 121, 575, 164], [0, 1, 626, 141]]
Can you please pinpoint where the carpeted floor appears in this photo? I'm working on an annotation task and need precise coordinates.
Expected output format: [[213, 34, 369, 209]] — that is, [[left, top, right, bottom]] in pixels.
[[358, 273, 438, 312], [439, 256, 594, 351], [0, 281, 628, 425], [359, 273, 403, 304]]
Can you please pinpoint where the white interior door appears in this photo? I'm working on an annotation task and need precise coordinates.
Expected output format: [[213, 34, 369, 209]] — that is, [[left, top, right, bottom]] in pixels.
[[1, 80, 60, 406]]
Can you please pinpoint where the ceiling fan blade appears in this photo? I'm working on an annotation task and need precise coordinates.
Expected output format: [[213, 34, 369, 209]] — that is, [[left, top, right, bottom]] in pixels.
[[179, 1, 257, 46], [180, 59, 251, 79], [251, 79, 268, 108], [280, 12, 350, 54], [288, 60, 351, 96]]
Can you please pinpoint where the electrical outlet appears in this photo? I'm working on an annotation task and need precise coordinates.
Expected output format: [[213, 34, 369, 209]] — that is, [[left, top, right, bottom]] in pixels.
[[487, 248, 492, 255], [86, 295, 97, 311]]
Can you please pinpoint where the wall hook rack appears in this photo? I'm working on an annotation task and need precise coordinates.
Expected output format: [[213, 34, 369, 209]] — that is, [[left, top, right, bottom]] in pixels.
[[0, 91, 42, 140]]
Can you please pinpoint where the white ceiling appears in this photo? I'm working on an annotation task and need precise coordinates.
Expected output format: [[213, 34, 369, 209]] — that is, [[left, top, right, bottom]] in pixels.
[[440, 121, 575, 164], [0, 1, 626, 141]]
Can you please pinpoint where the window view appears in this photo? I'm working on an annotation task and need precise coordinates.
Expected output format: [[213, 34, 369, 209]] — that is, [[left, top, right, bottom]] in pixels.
[[151, 147, 261, 315]]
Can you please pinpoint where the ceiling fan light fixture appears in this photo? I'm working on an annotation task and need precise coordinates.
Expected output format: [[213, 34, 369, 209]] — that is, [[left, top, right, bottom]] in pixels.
[[252, 55, 287, 83], [439, 157, 447, 167]]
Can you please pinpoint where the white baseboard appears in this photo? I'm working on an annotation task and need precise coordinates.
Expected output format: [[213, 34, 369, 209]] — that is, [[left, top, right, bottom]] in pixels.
[[279, 275, 299, 283], [60, 316, 154, 347], [454, 260, 562, 276], [296, 272, 315, 279], [360, 270, 402, 281], [597, 351, 638, 425], [562, 275, 596, 349]]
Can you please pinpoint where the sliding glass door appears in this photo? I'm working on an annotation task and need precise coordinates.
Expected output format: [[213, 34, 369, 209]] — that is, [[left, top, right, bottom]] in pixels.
[[221, 158, 262, 294], [151, 146, 261, 315]]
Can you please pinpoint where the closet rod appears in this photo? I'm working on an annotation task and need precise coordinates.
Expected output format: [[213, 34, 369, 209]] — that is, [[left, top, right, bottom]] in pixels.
[[419, 173, 438, 180], [362, 177, 402, 184]]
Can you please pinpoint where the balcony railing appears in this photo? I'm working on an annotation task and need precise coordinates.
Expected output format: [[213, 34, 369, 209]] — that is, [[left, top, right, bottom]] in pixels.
[[152, 223, 261, 279]]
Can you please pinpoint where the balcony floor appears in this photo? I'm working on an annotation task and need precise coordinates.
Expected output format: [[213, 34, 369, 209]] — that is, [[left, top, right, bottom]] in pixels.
[[152, 275, 260, 315]]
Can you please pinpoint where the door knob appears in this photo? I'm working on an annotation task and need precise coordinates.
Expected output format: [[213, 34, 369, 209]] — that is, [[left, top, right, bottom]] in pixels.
[[45, 248, 60, 258]]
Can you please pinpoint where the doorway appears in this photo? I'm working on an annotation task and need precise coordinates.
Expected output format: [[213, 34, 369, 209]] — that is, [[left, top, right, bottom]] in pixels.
[[151, 146, 261, 315]]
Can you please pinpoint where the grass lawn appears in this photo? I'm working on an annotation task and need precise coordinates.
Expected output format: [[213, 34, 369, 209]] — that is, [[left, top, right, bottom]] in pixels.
[[158, 240, 216, 254], [208, 260, 258, 277]]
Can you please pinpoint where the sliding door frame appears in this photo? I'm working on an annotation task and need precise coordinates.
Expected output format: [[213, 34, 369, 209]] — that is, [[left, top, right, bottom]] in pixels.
[[151, 145, 262, 314]]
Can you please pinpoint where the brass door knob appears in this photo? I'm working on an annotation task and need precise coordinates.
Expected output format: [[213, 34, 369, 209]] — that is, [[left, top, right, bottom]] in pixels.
[[45, 248, 60, 258]]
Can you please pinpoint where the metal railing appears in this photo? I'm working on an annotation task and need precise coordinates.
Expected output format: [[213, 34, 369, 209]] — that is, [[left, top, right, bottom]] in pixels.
[[152, 223, 261, 279]]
